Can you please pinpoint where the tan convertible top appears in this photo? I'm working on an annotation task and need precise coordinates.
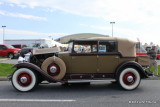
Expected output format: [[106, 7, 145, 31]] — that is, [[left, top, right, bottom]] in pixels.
[[74, 37, 136, 57]]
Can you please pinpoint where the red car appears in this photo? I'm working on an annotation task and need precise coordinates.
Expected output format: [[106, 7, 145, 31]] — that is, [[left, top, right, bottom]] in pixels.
[[136, 47, 147, 56], [0, 44, 20, 59], [12, 44, 27, 49], [157, 54, 160, 60]]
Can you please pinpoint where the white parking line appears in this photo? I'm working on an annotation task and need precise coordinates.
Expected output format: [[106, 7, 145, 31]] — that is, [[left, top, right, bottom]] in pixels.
[[0, 99, 76, 102]]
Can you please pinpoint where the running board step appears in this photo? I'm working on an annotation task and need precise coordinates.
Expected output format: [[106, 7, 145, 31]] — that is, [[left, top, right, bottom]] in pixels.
[[67, 79, 116, 83]]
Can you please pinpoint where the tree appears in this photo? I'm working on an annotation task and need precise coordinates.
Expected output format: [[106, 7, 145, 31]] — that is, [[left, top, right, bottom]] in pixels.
[[144, 43, 148, 47], [150, 42, 154, 46], [156, 45, 159, 48]]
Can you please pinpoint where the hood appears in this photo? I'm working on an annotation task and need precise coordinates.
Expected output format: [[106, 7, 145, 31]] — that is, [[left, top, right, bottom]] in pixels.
[[8, 48, 20, 51]]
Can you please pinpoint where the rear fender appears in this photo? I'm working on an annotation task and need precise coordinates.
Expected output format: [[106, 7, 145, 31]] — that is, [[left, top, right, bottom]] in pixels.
[[12, 63, 57, 82], [115, 61, 148, 80]]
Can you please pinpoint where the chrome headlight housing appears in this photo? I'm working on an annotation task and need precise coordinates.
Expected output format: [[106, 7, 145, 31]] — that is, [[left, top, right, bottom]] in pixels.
[[14, 51, 19, 53], [24, 53, 31, 62], [18, 56, 25, 63]]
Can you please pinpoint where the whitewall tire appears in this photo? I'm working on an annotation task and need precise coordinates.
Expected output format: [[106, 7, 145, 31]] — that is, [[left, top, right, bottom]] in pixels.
[[11, 68, 38, 92], [118, 68, 141, 90]]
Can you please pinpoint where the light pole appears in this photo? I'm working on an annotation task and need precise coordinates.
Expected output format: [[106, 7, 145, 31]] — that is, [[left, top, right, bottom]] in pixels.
[[2, 26, 6, 44], [110, 22, 115, 37]]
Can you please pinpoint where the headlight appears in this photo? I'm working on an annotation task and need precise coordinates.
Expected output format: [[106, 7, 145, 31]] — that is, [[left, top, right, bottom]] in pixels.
[[18, 56, 25, 63], [18, 50, 21, 53], [24, 53, 31, 62], [14, 51, 19, 53]]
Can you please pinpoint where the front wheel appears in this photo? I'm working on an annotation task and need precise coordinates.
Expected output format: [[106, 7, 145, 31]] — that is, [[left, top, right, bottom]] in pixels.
[[118, 68, 141, 90], [11, 68, 38, 92], [8, 53, 14, 59]]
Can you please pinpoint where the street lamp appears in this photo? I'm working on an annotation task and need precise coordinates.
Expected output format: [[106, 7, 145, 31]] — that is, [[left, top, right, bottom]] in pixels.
[[2, 26, 6, 44], [110, 22, 115, 37]]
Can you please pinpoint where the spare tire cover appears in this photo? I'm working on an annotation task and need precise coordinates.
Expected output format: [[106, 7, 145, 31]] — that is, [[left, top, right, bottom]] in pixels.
[[41, 57, 66, 80]]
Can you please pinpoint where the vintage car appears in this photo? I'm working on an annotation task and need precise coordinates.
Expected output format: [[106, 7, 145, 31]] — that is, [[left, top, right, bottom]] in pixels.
[[10, 37, 151, 92]]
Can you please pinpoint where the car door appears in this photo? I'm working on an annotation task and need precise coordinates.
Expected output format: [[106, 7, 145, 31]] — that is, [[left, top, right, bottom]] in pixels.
[[0, 45, 3, 56], [97, 41, 119, 73], [0, 45, 8, 56], [71, 41, 98, 74]]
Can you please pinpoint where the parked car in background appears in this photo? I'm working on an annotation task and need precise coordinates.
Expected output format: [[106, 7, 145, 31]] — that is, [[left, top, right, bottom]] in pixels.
[[136, 42, 147, 56], [19, 43, 50, 57], [12, 44, 27, 49], [0, 44, 20, 59], [28, 43, 52, 48], [11, 37, 152, 92], [136, 48, 147, 56], [157, 54, 160, 60], [19, 47, 33, 57]]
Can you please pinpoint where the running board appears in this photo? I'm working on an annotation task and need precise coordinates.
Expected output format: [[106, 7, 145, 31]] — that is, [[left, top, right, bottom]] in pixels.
[[67, 79, 116, 83]]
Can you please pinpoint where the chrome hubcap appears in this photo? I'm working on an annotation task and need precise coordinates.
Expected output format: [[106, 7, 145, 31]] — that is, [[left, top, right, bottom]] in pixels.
[[127, 76, 133, 82], [20, 77, 27, 83], [50, 66, 57, 73]]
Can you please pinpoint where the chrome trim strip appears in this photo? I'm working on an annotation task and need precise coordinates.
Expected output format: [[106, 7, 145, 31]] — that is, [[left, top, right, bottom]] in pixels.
[[67, 79, 116, 83]]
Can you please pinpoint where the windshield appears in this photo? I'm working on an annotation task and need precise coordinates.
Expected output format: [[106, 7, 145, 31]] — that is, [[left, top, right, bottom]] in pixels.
[[68, 42, 73, 52], [6, 45, 14, 49]]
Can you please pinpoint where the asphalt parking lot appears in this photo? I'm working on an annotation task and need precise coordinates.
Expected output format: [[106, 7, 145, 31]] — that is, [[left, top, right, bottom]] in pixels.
[[0, 59, 18, 64], [0, 80, 160, 107]]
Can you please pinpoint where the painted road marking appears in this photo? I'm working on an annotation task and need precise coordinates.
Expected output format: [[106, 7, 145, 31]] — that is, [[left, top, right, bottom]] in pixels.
[[0, 99, 76, 102]]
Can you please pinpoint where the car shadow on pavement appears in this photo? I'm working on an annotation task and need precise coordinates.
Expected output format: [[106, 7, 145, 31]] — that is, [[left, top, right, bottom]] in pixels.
[[1, 81, 146, 100], [30, 82, 144, 98]]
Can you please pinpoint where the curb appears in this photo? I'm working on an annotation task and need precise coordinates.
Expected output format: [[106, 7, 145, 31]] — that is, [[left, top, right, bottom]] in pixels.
[[0, 77, 9, 81], [0, 58, 9, 61]]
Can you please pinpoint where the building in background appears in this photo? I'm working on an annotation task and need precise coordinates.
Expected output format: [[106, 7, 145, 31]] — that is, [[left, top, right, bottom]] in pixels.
[[4, 38, 65, 48]]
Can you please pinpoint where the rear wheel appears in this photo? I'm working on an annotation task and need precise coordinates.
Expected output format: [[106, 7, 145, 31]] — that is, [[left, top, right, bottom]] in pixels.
[[11, 68, 38, 92], [118, 68, 141, 90]]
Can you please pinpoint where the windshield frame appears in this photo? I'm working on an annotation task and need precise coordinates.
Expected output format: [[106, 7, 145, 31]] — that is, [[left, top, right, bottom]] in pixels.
[[68, 42, 73, 52]]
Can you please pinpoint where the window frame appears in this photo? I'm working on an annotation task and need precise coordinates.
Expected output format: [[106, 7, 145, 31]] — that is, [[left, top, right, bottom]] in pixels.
[[98, 40, 118, 53], [0, 45, 7, 49], [71, 40, 98, 55]]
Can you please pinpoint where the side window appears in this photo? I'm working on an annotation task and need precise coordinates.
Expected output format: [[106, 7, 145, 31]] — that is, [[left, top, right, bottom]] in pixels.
[[99, 41, 117, 53], [0, 45, 6, 49], [0, 45, 3, 49], [73, 41, 97, 53]]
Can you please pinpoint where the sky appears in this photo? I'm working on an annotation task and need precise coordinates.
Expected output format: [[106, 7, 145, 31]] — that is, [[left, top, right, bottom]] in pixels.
[[0, 0, 160, 45]]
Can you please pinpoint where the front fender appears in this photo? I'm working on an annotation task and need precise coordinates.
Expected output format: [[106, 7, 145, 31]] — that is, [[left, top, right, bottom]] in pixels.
[[115, 61, 148, 80], [12, 63, 57, 82]]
